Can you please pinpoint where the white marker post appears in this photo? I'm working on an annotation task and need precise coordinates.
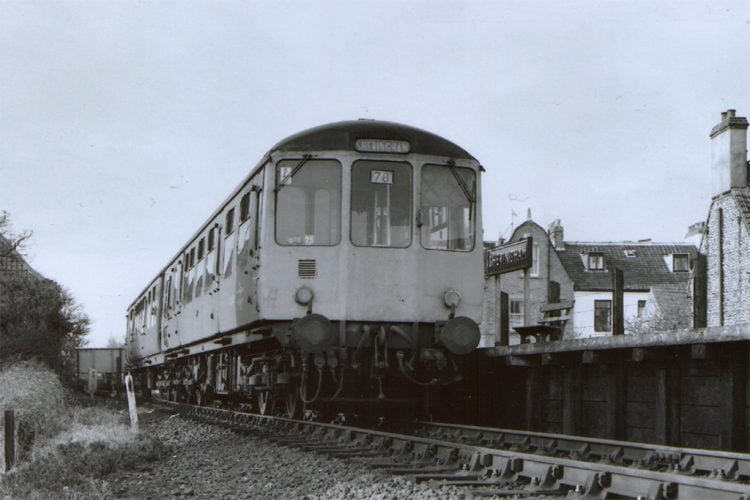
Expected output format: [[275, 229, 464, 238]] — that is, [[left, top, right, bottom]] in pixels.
[[88, 368, 98, 400], [124, 373, 139, 433]]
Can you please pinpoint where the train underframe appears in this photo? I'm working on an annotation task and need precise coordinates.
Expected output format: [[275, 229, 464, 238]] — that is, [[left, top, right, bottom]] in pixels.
[[134, 319, 475, 423]]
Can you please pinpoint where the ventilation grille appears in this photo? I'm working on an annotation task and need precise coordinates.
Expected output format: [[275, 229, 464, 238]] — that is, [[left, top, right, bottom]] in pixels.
[[298, 259, 317, 279]]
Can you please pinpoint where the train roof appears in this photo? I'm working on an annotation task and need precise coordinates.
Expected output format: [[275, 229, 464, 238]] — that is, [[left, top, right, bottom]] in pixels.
[[271, 120, 477, 161]]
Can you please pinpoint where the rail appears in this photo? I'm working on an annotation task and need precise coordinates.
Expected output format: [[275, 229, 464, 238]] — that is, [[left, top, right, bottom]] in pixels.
[[415, 421, 750, 482], [154, 400, 750, 499]]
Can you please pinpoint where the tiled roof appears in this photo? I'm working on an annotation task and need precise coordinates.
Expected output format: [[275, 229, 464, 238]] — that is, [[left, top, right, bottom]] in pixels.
[[651, 285, 692, 329], [557, 242, 698, 291], [0, 235, 41, 278]]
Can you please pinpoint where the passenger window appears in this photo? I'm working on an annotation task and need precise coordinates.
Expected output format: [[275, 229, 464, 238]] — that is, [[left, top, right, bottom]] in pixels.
[[165, 277, 172, 312], [351, 160, 412, 248], [240, 193, 250, 222], [226, 208, 235, 235], [275, 159, 341, 246], [420, 163, 475, 251], [208, 228, 215, 251], [198, 238, 205, 261]]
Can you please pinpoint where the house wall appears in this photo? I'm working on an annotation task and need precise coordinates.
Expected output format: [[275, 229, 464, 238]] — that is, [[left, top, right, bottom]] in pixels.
[[703, 195, 750, 326], [480, 276, 500, 347], [571, 290, 652, 338], [481, 221, 574, 345]]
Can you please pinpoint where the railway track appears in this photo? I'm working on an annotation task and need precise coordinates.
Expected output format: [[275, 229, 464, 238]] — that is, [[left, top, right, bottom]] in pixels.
[[414, 422, 750, 483], [154, 400, 750, 499]]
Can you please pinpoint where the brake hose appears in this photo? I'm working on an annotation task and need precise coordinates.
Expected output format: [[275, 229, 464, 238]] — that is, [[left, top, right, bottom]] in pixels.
[[299, 366, 323, 404]]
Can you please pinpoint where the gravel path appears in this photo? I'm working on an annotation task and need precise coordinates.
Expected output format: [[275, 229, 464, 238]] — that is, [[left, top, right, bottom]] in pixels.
[[108, 408, 472, 499]]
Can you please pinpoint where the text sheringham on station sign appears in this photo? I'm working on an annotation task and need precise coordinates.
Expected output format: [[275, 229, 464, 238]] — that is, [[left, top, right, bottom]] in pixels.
[[485, 238, 533, 276]]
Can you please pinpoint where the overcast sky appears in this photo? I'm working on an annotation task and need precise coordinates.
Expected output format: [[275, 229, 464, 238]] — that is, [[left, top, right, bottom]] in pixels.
[[2, 1, 749, 346]]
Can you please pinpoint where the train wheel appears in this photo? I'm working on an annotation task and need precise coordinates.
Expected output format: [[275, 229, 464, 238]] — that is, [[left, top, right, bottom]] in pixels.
[[202, 385, 215, 407], [284, 385, 300, 419], [257, 390, 271, 415]]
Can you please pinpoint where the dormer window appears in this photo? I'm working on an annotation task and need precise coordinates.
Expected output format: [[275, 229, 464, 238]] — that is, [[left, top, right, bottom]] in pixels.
[[588, 252, 605, 271], [624, 250, 636, 258], [673, 253, 689, 272]]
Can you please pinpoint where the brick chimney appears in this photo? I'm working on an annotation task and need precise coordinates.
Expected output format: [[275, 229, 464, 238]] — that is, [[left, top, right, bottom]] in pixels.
[[710, 109, 748, 197], [549, 219, 564, 250]]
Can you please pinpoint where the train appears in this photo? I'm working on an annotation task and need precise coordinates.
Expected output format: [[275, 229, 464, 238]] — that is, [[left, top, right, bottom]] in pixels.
[[125, 120, 484, 420]]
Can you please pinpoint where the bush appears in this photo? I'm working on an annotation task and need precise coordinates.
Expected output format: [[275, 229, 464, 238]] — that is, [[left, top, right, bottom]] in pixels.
[[0, 363, 136, 471], [0, 361, 169, 498], [0, 359, 67, 468], [0, 271, 89, 375]]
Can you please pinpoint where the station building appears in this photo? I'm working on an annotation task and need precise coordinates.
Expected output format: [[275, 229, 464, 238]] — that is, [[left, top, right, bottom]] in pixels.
[[482, 220, 697, 344], [470, 109, 750, 453]]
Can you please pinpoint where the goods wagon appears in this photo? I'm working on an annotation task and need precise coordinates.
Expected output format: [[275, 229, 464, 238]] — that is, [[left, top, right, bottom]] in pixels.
[[75, 347, 124, 393]]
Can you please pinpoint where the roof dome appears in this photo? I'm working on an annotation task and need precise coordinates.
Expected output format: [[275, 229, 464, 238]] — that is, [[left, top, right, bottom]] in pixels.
[[271, 120, 476, 161]]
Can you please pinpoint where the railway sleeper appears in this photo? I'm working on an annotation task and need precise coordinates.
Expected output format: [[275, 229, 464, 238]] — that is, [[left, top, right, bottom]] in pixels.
[[676, 455, 748, 481], [389, 464, 461, 476], [300, 435, 370, 453], [469, 486, 565, 498], [407, 472, 485, 484], [326, 447, 391, 459]]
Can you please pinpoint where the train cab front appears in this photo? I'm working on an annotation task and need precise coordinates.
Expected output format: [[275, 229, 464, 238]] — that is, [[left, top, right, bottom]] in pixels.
[[255, 121, 485, 419]]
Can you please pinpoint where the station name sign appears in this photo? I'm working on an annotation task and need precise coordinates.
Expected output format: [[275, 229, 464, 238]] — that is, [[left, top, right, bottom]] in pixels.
[[485, 237, 533, 276], [354, 138, 411, 154]]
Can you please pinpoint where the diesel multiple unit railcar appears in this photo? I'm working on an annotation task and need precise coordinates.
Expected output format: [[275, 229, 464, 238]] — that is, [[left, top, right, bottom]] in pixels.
[[125, 120, 484, 418]]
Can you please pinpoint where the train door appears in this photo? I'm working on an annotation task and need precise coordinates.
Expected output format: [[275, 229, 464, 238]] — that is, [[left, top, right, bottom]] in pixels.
[[204, 224, 221, 336], [155, 275, 165, 350], [236, 171, 264, 325], [217, 205, 239, 331], [172, 259, 184, 347], [161, 270, 173, 350]]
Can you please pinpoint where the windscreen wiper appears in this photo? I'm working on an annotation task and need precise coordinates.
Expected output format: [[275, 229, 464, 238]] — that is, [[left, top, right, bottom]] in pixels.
[[447, 160, 475, 204], [275, 154, 312, 192]]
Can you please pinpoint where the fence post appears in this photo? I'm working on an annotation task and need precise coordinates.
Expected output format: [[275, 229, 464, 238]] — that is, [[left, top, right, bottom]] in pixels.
[[4, 409, 15, 472]]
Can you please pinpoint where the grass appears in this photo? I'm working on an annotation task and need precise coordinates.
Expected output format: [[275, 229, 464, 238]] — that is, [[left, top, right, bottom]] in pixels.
[[1, 432, 168, 499], [0, 360, 168, 499]]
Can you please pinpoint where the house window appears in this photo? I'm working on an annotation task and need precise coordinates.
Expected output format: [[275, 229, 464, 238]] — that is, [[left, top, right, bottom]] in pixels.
[[588, 253, 605, 271], [637, 300, 647, 318], [530, 243, 540, 277], [594, 300, 611, 332], [240, 192, 250, 222], [225, 208, 235, 235], [190, 248, 196, 268], [510, 300, 523, 325], [673, 253, 689, 272]]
